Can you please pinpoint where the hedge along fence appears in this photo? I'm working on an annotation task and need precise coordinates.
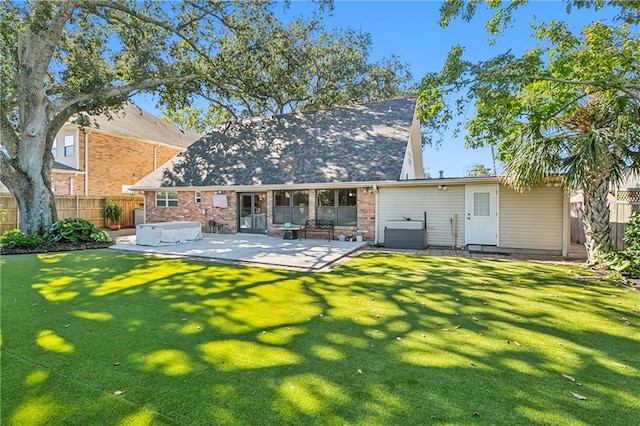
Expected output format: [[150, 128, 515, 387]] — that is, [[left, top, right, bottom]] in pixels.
[[0, 195, 143, 233]]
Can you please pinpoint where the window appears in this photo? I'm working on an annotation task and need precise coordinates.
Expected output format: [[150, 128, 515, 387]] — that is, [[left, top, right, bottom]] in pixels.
[[64, 135, 74, 157], [51, 145, 57, 158], [317, 189, 357, 226], [195, 191, 202, 204], [156, 191, 178, 207], [273, 190, 309, 224], [473, 192, 491, 216]]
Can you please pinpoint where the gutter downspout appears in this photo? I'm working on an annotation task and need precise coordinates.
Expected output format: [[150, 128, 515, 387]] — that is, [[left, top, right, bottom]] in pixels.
[[373, 185, 379, 245], [84, 129, 92, 196], [562, 191, 569, 257]]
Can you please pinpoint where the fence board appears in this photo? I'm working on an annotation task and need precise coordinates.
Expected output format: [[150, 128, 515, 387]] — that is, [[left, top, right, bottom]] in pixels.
[[107, 197, 144, 227], [570, 200, 638, 250], [570, 202, 585, 245], [0, 196, 18, 233], [0, 195, 143, 233]]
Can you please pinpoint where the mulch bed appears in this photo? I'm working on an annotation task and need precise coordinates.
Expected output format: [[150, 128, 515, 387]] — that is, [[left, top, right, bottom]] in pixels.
[[1, 241, 113, 256]]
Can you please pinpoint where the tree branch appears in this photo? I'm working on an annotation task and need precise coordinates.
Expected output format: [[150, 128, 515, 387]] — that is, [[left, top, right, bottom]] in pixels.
[[48, 73, 205, 120], [532, 75, 640, 100], [89, 0, 230, 62], [23, 1, 79, 84]]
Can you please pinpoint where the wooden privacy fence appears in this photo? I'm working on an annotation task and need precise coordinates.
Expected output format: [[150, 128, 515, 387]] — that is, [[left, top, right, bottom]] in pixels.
[[0, 195, 143, 233], [571, 198, 639, 250]]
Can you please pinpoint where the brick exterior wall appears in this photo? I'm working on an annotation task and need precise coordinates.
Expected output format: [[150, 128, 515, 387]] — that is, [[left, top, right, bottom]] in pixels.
[[146, 190, 238, 234], [355, 187, 375, 241], [85, 130, 181, 196], [51, 172, 86, 196], [144, 187, 377, 242], [52, 129, 183, 196]]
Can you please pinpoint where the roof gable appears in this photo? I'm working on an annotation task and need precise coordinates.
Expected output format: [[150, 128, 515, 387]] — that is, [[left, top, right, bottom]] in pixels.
[[135, 97, 418, 188], [74, 103, 202, 148]]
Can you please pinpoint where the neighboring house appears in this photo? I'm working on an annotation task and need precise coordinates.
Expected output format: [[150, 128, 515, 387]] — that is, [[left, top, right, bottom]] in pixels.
[[132, 97, 570, 255], [49, 102, 202, 197]]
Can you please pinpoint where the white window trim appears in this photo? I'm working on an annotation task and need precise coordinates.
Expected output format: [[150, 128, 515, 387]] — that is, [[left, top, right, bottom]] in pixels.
[[156, 191, 178, 208]]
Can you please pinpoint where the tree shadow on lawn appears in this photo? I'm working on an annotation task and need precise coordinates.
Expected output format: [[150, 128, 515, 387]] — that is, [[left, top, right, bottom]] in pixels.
[[1, 250, 639, 425]]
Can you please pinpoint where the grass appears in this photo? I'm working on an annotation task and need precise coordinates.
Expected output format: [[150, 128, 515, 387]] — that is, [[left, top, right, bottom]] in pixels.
[[1, 250, 639, 425]]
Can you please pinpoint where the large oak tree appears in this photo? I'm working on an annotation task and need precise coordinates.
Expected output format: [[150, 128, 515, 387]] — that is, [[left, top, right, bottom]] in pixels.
[[160, 15, 415, 132], [417, 1, 640, 262], [0, 0, 413, 234]]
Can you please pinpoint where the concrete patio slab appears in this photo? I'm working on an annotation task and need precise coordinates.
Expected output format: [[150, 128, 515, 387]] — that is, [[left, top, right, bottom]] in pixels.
[[109, 233, 368, 271]]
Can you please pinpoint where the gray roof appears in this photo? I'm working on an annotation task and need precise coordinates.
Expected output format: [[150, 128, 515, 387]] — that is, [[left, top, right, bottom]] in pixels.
[[134, 97, 417, 188], [52, 161, 80, 172], [75, 103, 202, 148]]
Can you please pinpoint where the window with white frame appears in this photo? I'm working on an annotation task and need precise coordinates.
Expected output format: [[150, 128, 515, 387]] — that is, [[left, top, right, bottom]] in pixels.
[[195, 191, 202, 204], [156, 191, 178, 207], [64, 135, 74, 157]]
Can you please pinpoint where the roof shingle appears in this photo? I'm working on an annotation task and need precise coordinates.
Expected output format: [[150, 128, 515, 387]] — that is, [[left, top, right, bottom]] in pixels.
[[134, 97, 417, 188], [75, 103, 202, 148]]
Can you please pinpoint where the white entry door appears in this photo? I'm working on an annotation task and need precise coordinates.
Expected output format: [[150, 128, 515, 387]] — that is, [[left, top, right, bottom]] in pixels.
[[465, 185, 498, 245]]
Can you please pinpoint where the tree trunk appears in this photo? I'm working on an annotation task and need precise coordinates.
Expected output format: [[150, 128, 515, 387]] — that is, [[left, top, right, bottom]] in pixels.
[[12, 176, 57, 235], [1, 100, 58, 235], [582, 178, 612, 264]]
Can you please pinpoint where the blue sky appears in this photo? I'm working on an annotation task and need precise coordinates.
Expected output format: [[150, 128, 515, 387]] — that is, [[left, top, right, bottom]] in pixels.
[[134, 1, 612, 178]]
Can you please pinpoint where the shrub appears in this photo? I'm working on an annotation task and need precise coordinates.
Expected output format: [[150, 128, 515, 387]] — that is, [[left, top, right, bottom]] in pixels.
[[624, 211, 640, 257], [598, 211, 640, 278], [103, 203, 124, 226], [45, 218, 111, 244], [0, 229, 42, 249]]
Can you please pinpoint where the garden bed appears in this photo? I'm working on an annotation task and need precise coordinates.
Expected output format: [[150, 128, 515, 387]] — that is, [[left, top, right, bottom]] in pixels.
[[1, 240, 113, 255]]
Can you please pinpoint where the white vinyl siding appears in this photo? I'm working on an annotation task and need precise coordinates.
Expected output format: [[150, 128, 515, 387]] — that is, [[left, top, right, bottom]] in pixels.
[[53, 130, 79, 169], [499, 186, 564, 251], [398, 116, 425, 180], [378, 186, 465, 247]]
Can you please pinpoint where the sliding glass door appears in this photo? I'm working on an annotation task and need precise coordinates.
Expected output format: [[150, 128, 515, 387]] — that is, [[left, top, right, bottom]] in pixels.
[[238, 193, 267, 233]]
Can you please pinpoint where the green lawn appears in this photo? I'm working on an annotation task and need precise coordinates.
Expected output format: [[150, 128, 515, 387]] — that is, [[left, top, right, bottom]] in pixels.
[[1, 250, 638, 425]]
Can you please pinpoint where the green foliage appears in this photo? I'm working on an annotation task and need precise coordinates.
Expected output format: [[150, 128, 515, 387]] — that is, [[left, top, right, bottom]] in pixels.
[[1, 1, 412, 234], [466, 164, 493, 177], [597, 250, 634, 275], [44, 218, 111, 244], [0, 229, 42, 249], [419, 1, 640, 263], [624, 210, 640, 256], [597, 211, 640, 278], [161, 16, 415, 130], [103, 203, 124, 225]]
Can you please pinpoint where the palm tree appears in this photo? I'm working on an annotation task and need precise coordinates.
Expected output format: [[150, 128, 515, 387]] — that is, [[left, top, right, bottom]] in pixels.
[[503, 94, 640, 263]]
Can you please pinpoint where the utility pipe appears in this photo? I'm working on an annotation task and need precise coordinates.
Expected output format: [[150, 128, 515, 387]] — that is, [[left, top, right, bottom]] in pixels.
[[83, 128, 92, 196]]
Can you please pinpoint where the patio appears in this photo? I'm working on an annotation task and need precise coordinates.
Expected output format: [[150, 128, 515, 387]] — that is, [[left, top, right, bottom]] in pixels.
[[109, 231, 368, 271]]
